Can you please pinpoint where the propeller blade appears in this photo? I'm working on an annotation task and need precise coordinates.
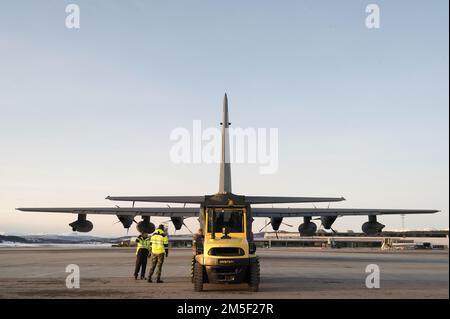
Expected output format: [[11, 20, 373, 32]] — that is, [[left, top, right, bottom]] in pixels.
[[275, 231, 279, 239], [281, 222, 293, 227], [183, 222, 193, 234], [259, 221, 272, 232]]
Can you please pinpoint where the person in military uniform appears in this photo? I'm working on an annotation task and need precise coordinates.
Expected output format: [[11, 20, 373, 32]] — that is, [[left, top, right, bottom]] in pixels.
[[134, 232, 151, 280], [147, 224, 169, 283], [192, 228, 204, 255]]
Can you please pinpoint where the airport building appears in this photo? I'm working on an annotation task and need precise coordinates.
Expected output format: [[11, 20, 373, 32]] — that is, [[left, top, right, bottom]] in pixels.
[[257, 230, 449, 249], [117, 230, 449, 250]]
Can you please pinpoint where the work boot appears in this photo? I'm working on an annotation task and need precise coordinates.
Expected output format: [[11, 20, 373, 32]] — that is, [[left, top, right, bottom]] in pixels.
[[156, 278, 164, 283], [134, 275, 138, 280], [140, 275, 146, 280], [147, 278, 152, 283]]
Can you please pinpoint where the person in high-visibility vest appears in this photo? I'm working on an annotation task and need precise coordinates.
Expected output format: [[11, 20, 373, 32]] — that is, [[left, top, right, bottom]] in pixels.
[[147, 225, 169, 283], [134, 232, 151, 280]]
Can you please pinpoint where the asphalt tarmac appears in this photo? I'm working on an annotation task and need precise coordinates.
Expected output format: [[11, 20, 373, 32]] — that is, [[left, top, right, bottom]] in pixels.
[[0, 247, 447, 298]]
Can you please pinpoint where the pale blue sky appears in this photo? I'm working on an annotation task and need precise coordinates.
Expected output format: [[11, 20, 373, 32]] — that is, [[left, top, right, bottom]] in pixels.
[[0, 0, 448, 236]]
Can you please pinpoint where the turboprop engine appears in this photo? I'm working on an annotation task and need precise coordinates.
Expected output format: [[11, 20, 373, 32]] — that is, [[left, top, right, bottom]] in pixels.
[[362, 215, 385, 235], [321, 216, 337, 230], [69, 214, 93, 233], [298, 216, 317, 236], [270, 217, 283, 231], [171, 217, 184, 230], [117, 215, 135, 230], [136, 216, 155, 234]]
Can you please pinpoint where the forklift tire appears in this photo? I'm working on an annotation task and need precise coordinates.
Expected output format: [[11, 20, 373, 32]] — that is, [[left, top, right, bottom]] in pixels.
[[248, 258, 260, 292], [190, 256, 195, 283], [193, 261, 204, 292]]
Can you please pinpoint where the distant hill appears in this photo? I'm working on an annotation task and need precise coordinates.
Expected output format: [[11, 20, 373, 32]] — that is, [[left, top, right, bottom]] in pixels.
[[0, 234, 133, 244], [0, 235, 31, 244], [0, 231, 268, 246]]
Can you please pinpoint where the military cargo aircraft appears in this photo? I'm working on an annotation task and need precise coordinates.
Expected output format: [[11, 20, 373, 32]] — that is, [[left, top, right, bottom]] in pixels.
[[17, 94, 438, 236], [17, 94, 439, 291]]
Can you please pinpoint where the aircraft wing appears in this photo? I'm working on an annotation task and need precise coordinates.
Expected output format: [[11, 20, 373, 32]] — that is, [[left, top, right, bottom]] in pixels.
[[16, 207, 199, 217], [105, 196, 205, 204], [252, 207, 439, 217], [245, 196, 345, 204]]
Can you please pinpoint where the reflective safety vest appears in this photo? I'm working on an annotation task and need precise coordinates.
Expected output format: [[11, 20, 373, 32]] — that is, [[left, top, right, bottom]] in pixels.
[[150, 229, 169, 254], [135, 236, 151, 255]]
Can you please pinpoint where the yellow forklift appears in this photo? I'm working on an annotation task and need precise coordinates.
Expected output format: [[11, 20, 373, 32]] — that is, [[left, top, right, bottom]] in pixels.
[[191, 193, 260, 292]]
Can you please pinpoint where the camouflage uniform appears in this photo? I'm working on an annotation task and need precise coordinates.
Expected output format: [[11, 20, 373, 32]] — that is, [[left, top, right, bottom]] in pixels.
[[147, 228, 169, 281]]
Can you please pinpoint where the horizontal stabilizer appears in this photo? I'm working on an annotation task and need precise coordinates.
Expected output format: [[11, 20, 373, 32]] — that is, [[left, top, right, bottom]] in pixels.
[[245, 196, 346, 204], [105, 196, 205, 204]]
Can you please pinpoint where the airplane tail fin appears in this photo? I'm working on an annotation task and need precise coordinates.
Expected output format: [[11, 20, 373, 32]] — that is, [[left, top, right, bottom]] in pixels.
[[219, 93, 232, 193]]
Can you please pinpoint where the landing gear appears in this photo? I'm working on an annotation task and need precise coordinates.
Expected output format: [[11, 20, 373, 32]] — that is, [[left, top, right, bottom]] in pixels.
[[247, 257, 260, 292]]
